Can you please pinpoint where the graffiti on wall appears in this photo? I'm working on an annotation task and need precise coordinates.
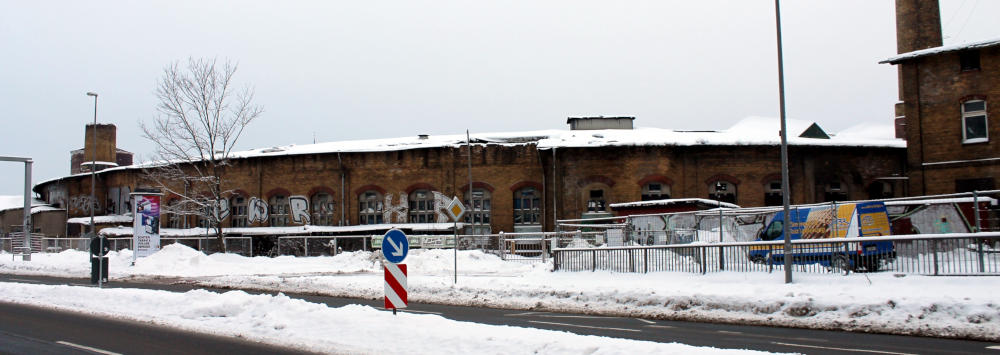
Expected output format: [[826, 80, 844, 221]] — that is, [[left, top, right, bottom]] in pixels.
[[383, 193, 409, 223], [381, 191, 453, 223], [248, 197, 269, 224], [107, 186, 132, 215], [69, 195, 101, 215], [47, 185, 67, 208], [213, 198, 231, 221], [289, 195, 310, 224]]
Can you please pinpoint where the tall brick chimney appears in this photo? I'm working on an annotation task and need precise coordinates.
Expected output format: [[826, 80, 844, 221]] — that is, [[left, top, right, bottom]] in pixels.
[[893, 0, 942, 139], [80, 123, 118, 172], [895, 0, 943, 54]]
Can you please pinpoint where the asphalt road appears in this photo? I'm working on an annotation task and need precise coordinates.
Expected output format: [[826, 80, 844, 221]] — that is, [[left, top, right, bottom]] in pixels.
[[1, 274, 998, 355], [0, 301, 315, 355]]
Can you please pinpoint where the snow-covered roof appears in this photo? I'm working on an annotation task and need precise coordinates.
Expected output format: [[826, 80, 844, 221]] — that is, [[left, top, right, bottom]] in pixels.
[[99, 222, 463, 237], [881, 37, 1000, 64], [228, 117, 902, 159], [610, 198, 740, 209], [35, 116, 904, 190], [0, 196, 49, 213], [68, 215, 134, 225]]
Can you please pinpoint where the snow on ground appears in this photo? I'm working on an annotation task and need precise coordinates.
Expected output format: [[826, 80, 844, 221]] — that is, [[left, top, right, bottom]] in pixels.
[[3, 244, 999, 343], [0, 283, 772, 355]]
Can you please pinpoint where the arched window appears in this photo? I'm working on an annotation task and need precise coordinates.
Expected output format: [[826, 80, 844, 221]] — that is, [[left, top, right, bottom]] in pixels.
[[764, 180, 783, 206], [641, 182, 670, 201], [587, 189, 607, 212], [962, 100, 988, 143], [464, 188, 491, 234], [708, 181, 737, 204], [359, 190, 384, 225], [823, 181, 848, 202], [166, 199, 184, 228], [269, 194, 289, 226], [311, 192, 335, 226], [231, 195, 248, 227], [408, 189, 435, 223], [513, 187, 541, 227]]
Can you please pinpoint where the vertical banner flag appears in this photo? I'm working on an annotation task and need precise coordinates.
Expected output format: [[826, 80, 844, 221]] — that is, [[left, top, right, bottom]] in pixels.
[[132, 192, 162, 258]]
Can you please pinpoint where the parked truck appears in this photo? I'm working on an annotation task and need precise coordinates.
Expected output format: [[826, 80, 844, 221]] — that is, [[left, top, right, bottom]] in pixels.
[[748, 201, 895, 272]]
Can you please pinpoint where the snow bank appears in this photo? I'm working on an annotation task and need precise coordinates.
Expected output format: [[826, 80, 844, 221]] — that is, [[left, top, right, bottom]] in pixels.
[[2, 244, 997, 341], [0, 283, 773, 355]]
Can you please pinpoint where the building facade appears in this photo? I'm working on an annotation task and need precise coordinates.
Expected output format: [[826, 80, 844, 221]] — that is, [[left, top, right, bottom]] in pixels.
[[883, 0, 1000, 195], [34, 118, 906, 238]]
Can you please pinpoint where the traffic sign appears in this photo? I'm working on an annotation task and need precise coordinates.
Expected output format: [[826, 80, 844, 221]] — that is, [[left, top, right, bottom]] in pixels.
[[384, 263, 408, 310], [382, 229, 409, 264], [446, 196, 466, 221]]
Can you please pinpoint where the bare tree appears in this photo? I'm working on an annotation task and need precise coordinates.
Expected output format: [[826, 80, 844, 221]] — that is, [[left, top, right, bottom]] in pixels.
[[142, 57, 262, 252]]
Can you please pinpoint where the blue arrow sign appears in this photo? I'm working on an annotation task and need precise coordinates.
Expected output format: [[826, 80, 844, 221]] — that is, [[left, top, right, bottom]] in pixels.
[[382, 229, 409, 264]]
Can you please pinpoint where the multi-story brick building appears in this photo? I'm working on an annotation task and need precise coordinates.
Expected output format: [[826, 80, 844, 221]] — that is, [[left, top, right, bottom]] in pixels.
[[882, 0, 999, 194], [34, 117, 906, 240]]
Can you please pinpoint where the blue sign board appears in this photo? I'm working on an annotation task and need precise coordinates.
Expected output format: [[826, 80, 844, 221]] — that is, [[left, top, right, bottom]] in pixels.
[[382, 229, 409, 264]]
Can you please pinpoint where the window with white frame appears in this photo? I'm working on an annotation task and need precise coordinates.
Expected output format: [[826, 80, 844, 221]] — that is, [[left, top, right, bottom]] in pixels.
[[641, 182, 670, 201], [408, 189, 435, 223], [513, 187, 541, 226], [463, 188, 491, 234], [311, 192, 335, 226], [359, 191, 384, 225], [962, 100, 988, 143], [268, 195, 289, 226], [230, 196, 248, 227]]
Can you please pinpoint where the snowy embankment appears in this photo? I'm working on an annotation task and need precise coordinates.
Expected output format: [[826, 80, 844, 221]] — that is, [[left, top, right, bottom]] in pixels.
[[3, 244, 999, 342], [0, 283, 766, 355]]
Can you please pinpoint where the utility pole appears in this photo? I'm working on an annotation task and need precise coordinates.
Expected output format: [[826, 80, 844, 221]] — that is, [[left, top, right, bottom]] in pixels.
[[774, 0, 793, 284]]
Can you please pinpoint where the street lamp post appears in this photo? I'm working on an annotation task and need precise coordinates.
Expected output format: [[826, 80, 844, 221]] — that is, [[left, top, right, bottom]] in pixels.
[[86, 91, 102, 288], [774, 0, 793, 284]]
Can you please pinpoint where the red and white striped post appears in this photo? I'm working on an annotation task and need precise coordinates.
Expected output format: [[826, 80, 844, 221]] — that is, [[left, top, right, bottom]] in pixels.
[[384, 262, 407, 314]]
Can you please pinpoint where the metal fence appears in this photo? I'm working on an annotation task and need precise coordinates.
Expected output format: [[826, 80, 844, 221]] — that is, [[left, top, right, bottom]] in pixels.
[[8, 236, 257, 257], [553, 232, 1000, 276]]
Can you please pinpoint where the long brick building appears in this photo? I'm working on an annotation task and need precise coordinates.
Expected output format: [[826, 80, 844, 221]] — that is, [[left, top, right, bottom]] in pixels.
[[32, 116, 905, 239]]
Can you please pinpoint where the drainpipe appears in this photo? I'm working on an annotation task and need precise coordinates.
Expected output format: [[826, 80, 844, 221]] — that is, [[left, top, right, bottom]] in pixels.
[[338, 152, 346, 226], [552, 148, 557, 230]]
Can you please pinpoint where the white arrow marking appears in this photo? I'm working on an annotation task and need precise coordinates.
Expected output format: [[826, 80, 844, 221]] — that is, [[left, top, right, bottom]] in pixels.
[[387, 236, 404, 257]]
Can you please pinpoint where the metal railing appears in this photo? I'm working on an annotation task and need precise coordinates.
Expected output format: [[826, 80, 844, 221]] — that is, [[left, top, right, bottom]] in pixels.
[[553, 232, 1000, 276], [20, 236, 256, 257]]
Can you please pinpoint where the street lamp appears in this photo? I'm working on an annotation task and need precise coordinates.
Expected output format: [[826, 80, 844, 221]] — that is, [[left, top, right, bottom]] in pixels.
[[86, 91, 102, 288]]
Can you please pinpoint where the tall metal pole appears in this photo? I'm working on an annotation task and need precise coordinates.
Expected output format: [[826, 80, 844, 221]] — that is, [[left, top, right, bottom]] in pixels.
[[467, 129, 474, 229], [87, 92, 101, 288], [22, 160, 32, 261], [774, 0, 793, 284]]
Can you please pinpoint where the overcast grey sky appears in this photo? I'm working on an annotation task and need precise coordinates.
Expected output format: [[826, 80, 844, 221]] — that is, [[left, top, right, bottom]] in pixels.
[[1, 0, 997, 195]]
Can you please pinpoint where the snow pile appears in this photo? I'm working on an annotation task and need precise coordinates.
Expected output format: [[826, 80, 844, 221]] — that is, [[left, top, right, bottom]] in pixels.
[[2, 244, 998, 341], [0, 283, 773, 355]]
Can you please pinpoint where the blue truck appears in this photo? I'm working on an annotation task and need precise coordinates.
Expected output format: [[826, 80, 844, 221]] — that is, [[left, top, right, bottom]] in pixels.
[[748, 201, 895, 272]]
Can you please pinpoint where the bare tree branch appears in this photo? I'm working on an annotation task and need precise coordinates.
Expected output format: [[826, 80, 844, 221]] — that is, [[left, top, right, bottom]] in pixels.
[[141, 57, 263, 251]]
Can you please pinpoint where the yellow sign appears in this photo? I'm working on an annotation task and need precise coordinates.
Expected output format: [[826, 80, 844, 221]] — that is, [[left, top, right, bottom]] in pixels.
[[446, 196, 466, 221]]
